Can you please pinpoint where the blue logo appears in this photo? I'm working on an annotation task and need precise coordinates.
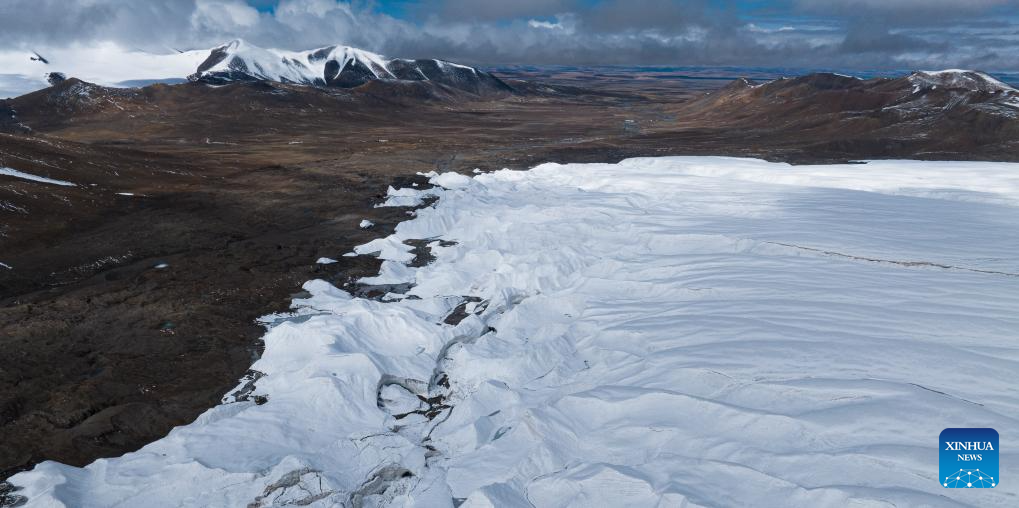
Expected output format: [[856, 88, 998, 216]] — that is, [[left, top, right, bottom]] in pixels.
[[940, 428, 998, 488]]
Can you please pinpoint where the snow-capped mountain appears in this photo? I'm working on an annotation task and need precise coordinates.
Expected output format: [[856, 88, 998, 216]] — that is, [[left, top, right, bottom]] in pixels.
[[189, 40, 512, 94], [908, 69, 1015, 94], [709, 69, 1016, 100], [685, 69, 1019, 129], [664, 69, 1019, 160], [0, 41, 512, 99]]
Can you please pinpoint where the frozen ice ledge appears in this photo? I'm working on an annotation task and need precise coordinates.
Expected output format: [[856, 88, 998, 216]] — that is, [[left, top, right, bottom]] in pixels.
[[5, 157, 1019, 507]]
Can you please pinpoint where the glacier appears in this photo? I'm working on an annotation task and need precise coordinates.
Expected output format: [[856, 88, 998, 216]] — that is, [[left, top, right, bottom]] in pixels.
[[0, 43, 208, 98], [7, 157, 1019, 507]]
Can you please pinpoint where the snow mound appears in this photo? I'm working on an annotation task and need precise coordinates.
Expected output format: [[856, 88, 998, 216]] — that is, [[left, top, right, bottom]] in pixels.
[[9, 157, 1019, 507], [429, 171, 473, 190]]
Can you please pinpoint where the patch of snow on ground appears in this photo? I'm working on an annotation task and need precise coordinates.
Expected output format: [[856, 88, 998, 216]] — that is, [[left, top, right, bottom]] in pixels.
[[360, 219, 374, 229], [0, 167, 75, 187], [0, 167, 75, 188], [9, 157, 1019, 507], [316, 257, 338, 265]]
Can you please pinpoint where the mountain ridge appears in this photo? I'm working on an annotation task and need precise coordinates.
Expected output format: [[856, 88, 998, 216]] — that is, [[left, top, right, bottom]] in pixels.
[[189, 39, 513, 95]]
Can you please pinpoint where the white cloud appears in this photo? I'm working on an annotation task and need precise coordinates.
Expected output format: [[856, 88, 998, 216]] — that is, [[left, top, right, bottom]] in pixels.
[[528, 19, 564, 30], [191, 0, 261, 31], [276, 0, 347, 18], [745, 23, 796, 33]]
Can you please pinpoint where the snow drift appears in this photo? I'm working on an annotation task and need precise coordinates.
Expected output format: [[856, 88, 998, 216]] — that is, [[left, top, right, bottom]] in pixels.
[[7, 157, 1019, 507]]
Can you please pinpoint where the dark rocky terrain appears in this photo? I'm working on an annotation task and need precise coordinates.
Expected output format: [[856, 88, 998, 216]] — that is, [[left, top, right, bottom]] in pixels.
[[2, 66, 1017, 482], [671, 71, 1019, 160], [0, 102, 30, 135]]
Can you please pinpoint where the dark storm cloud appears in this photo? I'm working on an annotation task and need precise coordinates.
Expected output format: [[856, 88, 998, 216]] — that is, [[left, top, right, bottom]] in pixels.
[[838, 24, 943, 55], [579, 0, 728, 33], [417, 0, 578, 22], [0, 0, 199, 48], [795, 0, 1015, 14], [0, 0, 1017, 71]]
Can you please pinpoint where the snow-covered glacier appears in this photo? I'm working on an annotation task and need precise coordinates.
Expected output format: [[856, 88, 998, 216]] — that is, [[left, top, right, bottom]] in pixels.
[[8, 157, 1019, 507]]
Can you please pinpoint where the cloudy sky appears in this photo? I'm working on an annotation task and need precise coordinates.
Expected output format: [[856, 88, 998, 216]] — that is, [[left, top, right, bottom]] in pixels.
[[1, 0, 1019, 71]]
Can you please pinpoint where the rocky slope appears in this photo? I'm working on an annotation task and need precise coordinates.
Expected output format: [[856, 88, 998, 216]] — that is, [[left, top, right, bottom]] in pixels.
[[670, 70, 1019, 160], [0, 100, 30, 134], [685, 70, 1019, 120]]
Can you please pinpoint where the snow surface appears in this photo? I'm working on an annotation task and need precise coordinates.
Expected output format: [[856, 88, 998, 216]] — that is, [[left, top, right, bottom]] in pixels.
[[0, 167, 75, 187], [0, 42, 207, 98], [377, 185, 438, 207], [360, 219, 375, 229], [429, 172, 473, 190], [9, 157, 1019, 507], [200, 39, 333, 84]]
